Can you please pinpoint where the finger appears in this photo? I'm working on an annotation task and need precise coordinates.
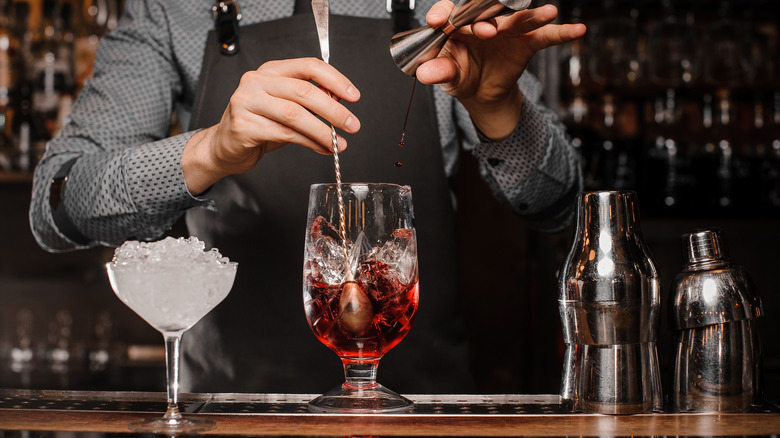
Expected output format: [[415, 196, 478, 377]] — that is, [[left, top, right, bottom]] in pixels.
[[498, 4, 559, 35], [471, 20, 499, 39], [262, 58, 361, 103], [249, 111, 348, 154], [415, 56, 458, 85], [257, 93, 352, 151], [524, 23, 588, 53], [425, 0, 454, 27], [258, 75, 361, 134], [230, 80, 349, 153]]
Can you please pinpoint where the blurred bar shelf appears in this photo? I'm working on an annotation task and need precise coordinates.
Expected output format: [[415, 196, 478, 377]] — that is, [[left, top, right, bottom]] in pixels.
[[1, 390, 780, 436], [0, 171, 33, 184]]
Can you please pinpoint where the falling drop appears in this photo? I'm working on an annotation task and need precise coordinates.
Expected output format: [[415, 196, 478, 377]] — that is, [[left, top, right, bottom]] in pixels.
[[395, 77, 417, 166]]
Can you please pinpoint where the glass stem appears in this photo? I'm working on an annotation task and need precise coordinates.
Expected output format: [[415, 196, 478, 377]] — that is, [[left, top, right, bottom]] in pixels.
[[163, 332, 183, 421], [342, 359, 380, 389]]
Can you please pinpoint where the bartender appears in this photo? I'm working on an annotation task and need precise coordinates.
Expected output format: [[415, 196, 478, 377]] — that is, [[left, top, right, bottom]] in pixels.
[[30, 0, 585, 394]]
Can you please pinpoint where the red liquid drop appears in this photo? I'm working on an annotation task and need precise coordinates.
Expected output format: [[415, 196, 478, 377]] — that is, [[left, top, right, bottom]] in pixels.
[[397, 77, 417, 156]]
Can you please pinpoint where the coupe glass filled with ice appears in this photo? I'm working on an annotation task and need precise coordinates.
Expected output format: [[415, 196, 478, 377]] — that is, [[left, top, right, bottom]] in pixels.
[[304, 183, 419, 413], [106, 236, 237, 433]]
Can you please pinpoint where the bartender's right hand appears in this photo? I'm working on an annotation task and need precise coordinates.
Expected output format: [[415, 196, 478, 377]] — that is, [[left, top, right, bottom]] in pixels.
[[182, 58, 361, 195]]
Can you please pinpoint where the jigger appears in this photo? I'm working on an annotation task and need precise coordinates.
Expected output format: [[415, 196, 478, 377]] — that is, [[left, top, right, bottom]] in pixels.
[[389, 0, 532, 75]]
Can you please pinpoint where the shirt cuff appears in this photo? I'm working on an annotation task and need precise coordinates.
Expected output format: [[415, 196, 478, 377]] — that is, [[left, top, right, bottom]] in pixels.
[[471, 97, 548, 185], [125, 131, 217, 216]]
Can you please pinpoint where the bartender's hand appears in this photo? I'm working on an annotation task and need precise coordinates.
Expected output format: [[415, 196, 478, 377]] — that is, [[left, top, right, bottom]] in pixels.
[[416, 1, 586, 141], [182, 58, 361, 195]]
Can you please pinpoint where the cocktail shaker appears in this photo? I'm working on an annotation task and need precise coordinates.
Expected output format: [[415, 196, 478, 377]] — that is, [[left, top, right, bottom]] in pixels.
[[389, 0, 532, 75], [558, 191, 662, 414], [670, 229, 764, 412]]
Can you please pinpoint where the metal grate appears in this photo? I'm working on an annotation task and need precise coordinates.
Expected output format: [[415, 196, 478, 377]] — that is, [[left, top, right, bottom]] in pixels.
[[1, 390, 778, 416], [0, 390, 202, 413]]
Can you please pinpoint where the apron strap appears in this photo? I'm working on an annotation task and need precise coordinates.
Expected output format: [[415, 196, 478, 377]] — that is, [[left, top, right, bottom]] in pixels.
[[212, 0, 416, 56], [294, 0, 312, 14], [388, 0, 415, 33], [212, 0, 242, 55]]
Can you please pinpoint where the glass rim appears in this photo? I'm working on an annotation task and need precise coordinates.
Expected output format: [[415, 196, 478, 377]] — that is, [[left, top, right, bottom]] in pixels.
[[310, 182, 410, 190], [105, 260, 238, 270]]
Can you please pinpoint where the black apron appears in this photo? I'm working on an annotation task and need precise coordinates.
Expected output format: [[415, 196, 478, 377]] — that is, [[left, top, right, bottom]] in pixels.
[[182, 3, 473, 394]]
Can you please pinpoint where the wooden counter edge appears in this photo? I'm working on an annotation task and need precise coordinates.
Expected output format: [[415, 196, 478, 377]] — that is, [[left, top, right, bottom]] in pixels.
[[3, 408, 780, 436]]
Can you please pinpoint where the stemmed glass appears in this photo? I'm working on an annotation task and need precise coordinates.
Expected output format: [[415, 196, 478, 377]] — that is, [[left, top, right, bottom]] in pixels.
[[303, 183, 418, 413], [106, 237, 237, 433]]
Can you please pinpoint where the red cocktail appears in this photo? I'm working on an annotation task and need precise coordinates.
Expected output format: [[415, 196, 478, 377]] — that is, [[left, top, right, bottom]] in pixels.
[[303, 183, 418, 413], [305, 259, 419, 359]]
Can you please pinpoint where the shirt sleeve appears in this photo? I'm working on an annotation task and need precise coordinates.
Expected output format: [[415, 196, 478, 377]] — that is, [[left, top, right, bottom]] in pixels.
[[467, 73, 583, 232], [29, 0, 214, 252]]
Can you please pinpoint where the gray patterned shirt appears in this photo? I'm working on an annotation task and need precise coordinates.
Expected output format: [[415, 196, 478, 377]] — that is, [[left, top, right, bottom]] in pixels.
[[30, 0, 582, 252]]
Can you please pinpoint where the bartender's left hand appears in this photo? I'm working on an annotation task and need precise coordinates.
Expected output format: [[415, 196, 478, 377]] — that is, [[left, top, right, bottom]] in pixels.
[[415, 1, 586, 141]]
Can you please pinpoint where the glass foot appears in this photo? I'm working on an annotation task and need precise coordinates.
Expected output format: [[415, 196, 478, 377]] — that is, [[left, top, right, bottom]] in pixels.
[[128, 415, 216, 433], [308, 383, 414, 413]]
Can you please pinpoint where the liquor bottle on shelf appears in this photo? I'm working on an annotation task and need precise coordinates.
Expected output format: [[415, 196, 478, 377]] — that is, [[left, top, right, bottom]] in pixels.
[[29, 0, 74, 145], [587, 94, 640, 192], [762, 92, 780, 211], [0, 0, 16, 171], [732, 94, 769, 216], [712, 90, 736, 214], [12, 79, 48, 172], [74, 0, 106, 92], [642, 89, 687, 216], [558, 0, 598, 185], [75, 0, 122, 91], [12, 0, 33, 81], [0, 0, 15, 108], [585, 0, 640, 92]]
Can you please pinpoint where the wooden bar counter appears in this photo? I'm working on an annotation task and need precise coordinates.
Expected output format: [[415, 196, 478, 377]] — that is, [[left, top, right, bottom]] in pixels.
[[2, 390, 780, 436]]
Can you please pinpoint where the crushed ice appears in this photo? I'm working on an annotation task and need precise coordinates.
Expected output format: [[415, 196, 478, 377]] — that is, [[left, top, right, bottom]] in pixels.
[[110, 236, 232, 270]]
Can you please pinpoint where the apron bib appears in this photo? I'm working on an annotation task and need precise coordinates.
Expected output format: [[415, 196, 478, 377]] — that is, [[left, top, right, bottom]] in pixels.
[[183, 4, 472, 394]]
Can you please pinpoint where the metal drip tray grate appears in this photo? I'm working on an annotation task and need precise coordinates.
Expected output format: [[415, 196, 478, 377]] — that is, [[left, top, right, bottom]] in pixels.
[[2, 390, 778, 416], [199, 394, 569, 415], [0, 390, 202, 413], [0, 391, 569, 415]]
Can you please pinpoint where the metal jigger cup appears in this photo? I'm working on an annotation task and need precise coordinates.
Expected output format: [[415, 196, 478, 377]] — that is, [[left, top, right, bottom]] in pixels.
[[389, 0, 532, 76]]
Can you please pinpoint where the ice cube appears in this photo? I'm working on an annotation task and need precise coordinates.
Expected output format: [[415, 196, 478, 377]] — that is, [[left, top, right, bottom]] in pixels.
[[309, 216, 341, 242], [358, 259, 405, 303], [307, 217, 348, 285], [365, 228, 417, 285], [309, 236, 347, 285], [307, 217, 371, 285]]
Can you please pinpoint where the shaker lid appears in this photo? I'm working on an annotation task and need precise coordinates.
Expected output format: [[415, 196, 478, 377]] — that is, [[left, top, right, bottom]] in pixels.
[[682, 229, 727, 265], [672, 228, 763, 330]]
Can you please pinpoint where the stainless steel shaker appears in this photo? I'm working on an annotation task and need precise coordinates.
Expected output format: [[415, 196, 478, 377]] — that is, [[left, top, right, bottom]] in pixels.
[[670, 229, 764, 412], [558, 191, 663, 414]]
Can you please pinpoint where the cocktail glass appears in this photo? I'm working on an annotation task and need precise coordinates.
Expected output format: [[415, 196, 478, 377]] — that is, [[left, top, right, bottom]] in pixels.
[[105, 237, 237, 433], [304, 183, 418, 413]]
